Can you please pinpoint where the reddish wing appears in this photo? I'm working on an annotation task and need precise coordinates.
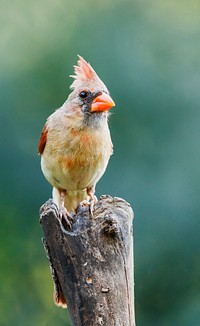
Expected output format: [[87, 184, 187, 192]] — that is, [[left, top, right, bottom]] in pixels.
[[38, 124, 48, 155]]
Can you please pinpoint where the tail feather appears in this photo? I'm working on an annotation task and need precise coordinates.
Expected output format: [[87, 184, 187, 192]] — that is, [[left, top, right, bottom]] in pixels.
[[53, 290, 67, 309]]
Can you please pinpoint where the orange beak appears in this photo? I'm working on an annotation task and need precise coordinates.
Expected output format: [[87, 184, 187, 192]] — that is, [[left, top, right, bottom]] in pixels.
[[90, 92, 115, 112]]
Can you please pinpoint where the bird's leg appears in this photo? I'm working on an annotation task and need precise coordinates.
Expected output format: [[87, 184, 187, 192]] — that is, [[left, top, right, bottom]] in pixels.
[[87, 186, 98, 216], [77, 186, 97, 216], [58, 190, 73, 228]]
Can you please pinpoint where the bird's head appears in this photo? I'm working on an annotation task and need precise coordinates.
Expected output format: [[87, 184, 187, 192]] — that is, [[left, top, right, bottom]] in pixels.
[[65, 56, 115, 126]]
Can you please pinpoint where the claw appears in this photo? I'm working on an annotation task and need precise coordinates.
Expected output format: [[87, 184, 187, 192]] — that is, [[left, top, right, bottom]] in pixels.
[[59, 207, 73, 228]]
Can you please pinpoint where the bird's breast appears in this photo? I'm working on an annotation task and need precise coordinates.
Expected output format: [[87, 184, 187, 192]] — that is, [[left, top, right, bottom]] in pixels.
[[41, 126, 112, 191]]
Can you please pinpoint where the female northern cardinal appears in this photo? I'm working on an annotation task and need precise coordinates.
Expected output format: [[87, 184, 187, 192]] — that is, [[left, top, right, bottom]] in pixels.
[[38, 56, 115, 226]]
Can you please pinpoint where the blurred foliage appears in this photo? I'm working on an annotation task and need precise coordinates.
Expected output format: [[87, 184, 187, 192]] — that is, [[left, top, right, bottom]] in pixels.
[[1, 0, 200, 325]]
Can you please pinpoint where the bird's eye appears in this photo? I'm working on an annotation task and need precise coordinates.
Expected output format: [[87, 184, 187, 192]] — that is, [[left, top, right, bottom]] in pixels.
[[79, 91, 88, 99]]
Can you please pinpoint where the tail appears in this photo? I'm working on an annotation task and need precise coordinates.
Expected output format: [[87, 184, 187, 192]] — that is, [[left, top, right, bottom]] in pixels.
[[53, 290, 67, 309]]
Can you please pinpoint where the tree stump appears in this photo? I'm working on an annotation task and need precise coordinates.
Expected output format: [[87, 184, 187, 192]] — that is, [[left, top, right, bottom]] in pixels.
[[40, 195, 135, 326]]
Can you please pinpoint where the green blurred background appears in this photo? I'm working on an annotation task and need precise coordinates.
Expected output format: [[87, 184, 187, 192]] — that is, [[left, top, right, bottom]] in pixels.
[[1, 0, 200, 325]]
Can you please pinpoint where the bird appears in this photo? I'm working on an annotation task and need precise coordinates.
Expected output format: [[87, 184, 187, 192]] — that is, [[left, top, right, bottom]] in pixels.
[[38, 55, 115, 228], [38, 55, 115, 308]]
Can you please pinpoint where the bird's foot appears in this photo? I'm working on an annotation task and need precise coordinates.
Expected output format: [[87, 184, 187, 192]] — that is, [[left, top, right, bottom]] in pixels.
[[89, 195, 98, 216], [58, 207, 74, 229], [79, 195, 98, 216]]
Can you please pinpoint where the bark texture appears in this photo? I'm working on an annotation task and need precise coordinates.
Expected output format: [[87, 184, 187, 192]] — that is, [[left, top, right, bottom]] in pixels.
[[40, 195, 135, 326]]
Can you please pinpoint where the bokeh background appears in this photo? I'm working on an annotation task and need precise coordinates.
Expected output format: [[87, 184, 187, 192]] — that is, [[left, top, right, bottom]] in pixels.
[[1, 0, 200, 325]]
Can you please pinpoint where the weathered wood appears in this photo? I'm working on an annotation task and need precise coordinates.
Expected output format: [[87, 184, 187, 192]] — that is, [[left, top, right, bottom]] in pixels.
[[40, 195, 135, 326]]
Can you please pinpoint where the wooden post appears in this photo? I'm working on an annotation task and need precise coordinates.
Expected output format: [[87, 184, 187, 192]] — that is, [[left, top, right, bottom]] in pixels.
[[40, 195, 135, 326]]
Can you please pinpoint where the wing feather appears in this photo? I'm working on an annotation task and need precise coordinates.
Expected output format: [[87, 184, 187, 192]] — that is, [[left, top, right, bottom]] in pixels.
[[38, 124, 48, 155]]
